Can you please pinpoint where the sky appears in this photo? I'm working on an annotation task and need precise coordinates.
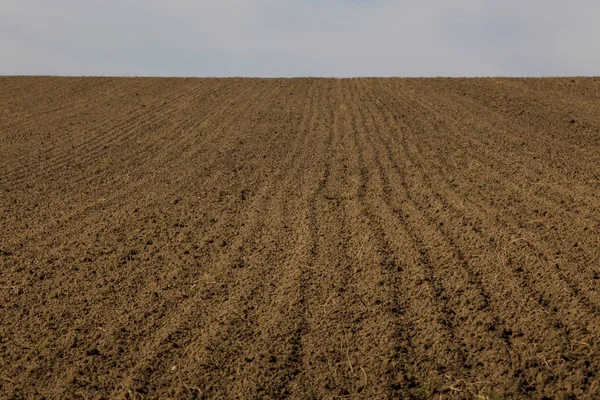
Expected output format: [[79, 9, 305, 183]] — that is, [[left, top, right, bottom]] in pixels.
[[1, 0, 599, 77]]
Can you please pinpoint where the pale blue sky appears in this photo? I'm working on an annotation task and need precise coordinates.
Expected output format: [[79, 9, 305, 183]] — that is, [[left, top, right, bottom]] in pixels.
[[1, 1, 599, 76]]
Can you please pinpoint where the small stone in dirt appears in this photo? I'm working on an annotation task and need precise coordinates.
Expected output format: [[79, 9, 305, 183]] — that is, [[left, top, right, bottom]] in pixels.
[[86, 348, 100, 356]]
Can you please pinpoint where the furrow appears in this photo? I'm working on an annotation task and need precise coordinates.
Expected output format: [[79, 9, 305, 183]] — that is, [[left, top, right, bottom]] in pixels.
[[0, 79, 223, 188], [371, 78, 600, 396]]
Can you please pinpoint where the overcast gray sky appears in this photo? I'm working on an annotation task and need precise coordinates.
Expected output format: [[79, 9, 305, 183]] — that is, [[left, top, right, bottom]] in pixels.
[[1, 1, 599, 76]]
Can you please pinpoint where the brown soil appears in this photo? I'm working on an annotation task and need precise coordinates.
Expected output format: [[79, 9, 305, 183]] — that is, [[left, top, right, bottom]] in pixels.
[[1, 77, 600, 399]]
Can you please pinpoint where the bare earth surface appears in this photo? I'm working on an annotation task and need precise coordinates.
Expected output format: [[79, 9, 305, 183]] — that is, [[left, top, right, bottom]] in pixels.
[[1, 77, 600, 399]]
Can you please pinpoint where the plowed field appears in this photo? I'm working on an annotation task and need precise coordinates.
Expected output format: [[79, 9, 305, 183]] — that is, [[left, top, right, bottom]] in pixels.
[[1, 77, 600, 399]]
